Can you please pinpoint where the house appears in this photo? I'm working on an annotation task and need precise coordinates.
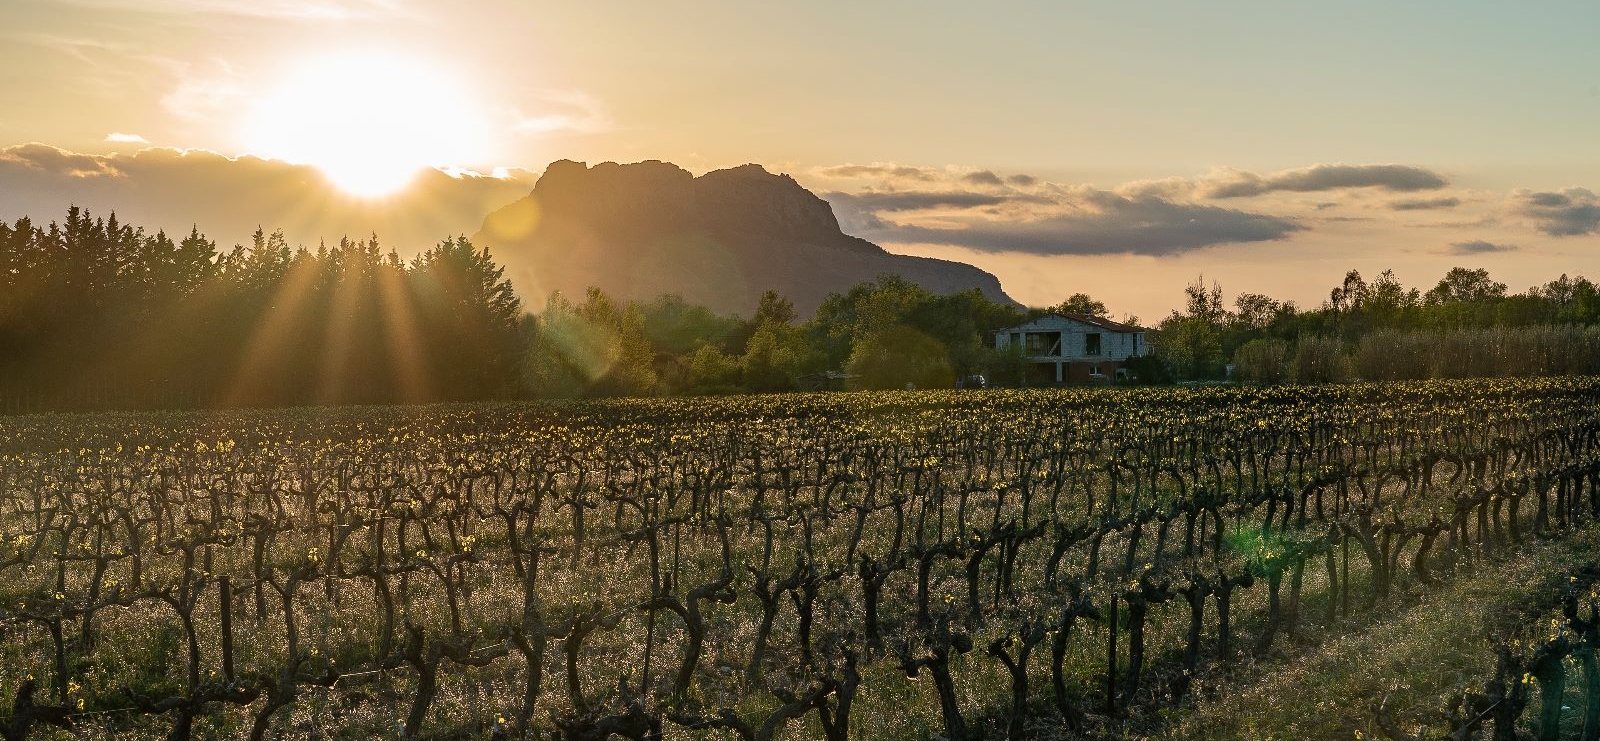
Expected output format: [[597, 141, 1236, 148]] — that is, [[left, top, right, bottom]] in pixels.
[[994, 313, 1149, 385]]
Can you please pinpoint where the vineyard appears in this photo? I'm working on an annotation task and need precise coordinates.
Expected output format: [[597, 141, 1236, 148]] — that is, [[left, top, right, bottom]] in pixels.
[[1, 379, 1599, 740]]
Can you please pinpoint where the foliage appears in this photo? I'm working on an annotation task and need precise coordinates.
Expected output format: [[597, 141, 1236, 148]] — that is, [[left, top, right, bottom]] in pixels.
[[741, 321, 814, 392], [1121, 354, 1173, 384], [1349, 329, 1432, 381], [845, 325, 955, 389], [0, 209, 522, 408], [637, 293, 742, 356], [1425, 266, 1508, 306], [1232, 337, 1289, 384], [1155, 316, 1224, 380], [685, 343, 744, 393], [1050, 292, 1108, 317], [14, 207, 1600, 407], [1291, 334, 1346, 383]]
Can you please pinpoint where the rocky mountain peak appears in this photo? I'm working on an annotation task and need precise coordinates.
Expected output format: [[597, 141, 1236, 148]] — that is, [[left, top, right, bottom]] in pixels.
[[476, 159, 1017, 315]]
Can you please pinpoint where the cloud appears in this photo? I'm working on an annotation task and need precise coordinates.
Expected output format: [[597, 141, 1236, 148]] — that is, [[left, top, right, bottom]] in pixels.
[[1514, 188, 1600, 236], [831, 185, 1301, 257], [1202, 164, 1449, 198], [811, 163, 1049, 201], [1389, 196, 1461, 211], [961, 170, 1004, 187], [827, 190, 1024, 213], [105, 132, 149, 144], [812, 163, 941, 182], [1116, 176, 1196, 200], [0, 143, 123, 177], [509, 90, 612, 136], [1447, 240, 1516, 255], [160, 59, 246, 122], [0, 144, 536, 252]]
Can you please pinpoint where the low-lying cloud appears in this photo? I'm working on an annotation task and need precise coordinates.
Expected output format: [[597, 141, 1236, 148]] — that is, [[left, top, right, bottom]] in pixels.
[[813, 163, 941, 182], [830, 185, 1301, 257], [1515, 188, 1600, 236], [827, 191, 1019, 213], [1202, 164, 1449, 198], [961, 170, 1005, 187], [0, 143, 536, 251], [1389, 196, 1461, 211], [1448, 240, 1516, 255]]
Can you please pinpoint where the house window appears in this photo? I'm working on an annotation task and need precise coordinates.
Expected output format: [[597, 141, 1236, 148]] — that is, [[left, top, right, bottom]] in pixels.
[[1090, 365, 1102, 376], [1010, 332, 1021, 348], [1026, 332, 1061, 355], [1084, 333, 1102, 356]]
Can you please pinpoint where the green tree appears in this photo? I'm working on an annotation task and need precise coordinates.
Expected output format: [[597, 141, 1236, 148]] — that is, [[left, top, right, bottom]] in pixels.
[[1232, 293, 1282, 331], [410, 236, 524, 397], [640, 294, 741, 356], [1050, 293, 1108, 317], [743, 322, 812, 392], [521, 292, 596, 398], [1328, 269, 1369, 313], [1155, 316, 1223, 380], [752, 289, 798, 326], [808, 276, 935, 370], [1360, 269, 1420, 326], [596, 303, 658, 396], [1184, 276, 1227, 324], [846, 325, 954, 390], [1232, 338, 1289, 384], [685, 343, 742, 393], [1424, 267, 1507, 305]]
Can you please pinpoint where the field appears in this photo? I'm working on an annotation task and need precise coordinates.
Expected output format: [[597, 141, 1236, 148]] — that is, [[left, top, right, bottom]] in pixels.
[[1, 380, 1599, 740]]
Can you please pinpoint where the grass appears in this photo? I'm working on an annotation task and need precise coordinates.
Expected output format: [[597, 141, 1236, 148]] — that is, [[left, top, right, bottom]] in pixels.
[[1156, 524, 1600, 741]]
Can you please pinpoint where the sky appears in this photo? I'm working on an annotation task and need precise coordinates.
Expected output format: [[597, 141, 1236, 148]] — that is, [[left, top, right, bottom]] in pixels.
[[2, 0, 1598, 320]]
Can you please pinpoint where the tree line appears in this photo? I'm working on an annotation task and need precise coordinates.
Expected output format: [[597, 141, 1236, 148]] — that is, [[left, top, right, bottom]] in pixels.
[[4, 208, 1598, 410], [0, 208, 1031, 410], [1151, 267, 1600, 383], [0, 208, 522, 410]]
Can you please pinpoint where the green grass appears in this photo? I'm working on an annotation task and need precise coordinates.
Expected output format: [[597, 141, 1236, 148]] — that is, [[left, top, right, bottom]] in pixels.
[[1157, 524, 1600, 741]]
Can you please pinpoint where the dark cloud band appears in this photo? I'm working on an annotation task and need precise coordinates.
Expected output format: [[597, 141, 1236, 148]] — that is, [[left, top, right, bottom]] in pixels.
[[831, 187, 1301, 257], [1448, 240, 1516, 255], [1515, 188, 1600, 236], [1204, 163, 1448, 198]]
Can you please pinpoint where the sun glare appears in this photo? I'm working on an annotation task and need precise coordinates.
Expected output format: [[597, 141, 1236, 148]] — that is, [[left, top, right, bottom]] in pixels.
[[245, 52, 490, 197]]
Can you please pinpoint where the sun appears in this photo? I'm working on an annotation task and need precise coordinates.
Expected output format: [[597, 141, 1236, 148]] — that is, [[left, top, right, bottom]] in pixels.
[[245, 52, 491, 197]]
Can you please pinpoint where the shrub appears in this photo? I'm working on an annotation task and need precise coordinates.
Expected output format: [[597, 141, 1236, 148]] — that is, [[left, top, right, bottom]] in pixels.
[[1349, 330, 1430, 381], [1232, 338, 1289, 384], [1291, 335, 1346, 384]]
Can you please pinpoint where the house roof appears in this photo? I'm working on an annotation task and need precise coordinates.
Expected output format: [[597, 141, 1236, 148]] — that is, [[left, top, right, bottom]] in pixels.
[[1057, 313, 1146, 333], [994, 313, 1147, 334]]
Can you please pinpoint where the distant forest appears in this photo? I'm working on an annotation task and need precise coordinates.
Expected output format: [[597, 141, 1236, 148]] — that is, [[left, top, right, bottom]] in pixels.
[[3, 208, 1600, 411]]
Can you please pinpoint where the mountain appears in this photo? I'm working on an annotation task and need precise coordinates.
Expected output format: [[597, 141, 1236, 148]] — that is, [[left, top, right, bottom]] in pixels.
[[474, 159, 1018, 316]]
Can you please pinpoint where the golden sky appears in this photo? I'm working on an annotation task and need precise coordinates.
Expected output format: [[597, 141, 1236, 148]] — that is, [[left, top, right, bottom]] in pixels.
[[2, 0, 1598, 319]]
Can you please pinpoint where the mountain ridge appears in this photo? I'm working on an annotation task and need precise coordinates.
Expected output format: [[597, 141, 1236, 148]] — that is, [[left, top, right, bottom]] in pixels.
[[474, 159, 1018, 316]]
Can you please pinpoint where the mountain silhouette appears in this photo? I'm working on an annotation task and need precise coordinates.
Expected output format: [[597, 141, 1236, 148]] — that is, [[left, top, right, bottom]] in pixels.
[[475, 159, 1018, 315]]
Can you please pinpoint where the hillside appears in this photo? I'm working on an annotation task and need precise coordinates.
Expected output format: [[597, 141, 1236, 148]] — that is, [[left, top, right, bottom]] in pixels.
[[474, 159, 1018, 315]]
